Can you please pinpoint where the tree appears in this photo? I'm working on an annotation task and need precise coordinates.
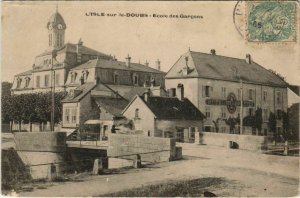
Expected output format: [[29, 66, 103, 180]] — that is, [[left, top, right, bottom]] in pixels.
[[212, 118, 221, 133], [1, 81, 12, 97], [254, 107, 263, 135], [282, 111, 289, 140], [268, 112, 277, 140], [2, 91, 67, 131]]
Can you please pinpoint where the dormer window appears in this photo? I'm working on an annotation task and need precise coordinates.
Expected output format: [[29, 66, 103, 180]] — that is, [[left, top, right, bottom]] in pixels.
[[71, 72, 77, 83], [82, 70, 89, 83], [16, 78, 22, 88], [133, 73, 139, 85], [25, 77, 31, 88]]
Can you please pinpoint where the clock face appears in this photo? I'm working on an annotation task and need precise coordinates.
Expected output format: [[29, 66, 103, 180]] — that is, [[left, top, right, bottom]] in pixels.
[[58, 24, 63, 29]]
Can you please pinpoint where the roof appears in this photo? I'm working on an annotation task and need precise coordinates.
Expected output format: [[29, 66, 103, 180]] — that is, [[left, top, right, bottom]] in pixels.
[[93, 97, 129, 117], [166, 51, 288, 87], [62, 83, 96, 103], [15, 70, 33, 77], [36, 43, 112, 58], [71, 58, 165, 74], [289, 85, 300, 96], [121, 87, 150, 101], [128, 96, 205, 120], [47, 11, 66, 29]]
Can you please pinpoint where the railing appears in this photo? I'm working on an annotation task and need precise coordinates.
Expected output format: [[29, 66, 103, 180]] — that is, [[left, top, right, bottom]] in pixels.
[[67, 131, 108, 147]]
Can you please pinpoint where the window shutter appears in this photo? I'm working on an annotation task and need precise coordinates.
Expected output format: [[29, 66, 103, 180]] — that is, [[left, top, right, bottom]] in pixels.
[[202, 85, 205, 98]]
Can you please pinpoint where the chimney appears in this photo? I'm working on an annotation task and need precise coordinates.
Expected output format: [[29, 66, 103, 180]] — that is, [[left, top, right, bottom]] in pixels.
[[77, 38, 83, 63], [145, 60, 149, 67], [155, 59, 161, 71], [210, 49, 216, 55], [125, 54, 131, 67], [169, 88, 176, 97], [177, 84, 184, 101], [144, 89, 150, 102], [246, 54, 251, 64]]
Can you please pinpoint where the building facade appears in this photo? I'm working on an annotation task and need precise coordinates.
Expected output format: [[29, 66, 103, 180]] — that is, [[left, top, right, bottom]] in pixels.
[[165, 49, 288, 136], [122, 91, 205, 142], [11, 10, 112, 95]]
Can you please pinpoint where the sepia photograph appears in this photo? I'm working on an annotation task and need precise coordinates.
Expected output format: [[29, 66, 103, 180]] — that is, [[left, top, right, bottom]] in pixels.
[[1, 1, 300, 197]]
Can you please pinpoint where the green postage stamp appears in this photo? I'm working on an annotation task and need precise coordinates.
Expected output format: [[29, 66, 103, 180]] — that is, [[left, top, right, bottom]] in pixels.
[[246, 1, 297, 43]]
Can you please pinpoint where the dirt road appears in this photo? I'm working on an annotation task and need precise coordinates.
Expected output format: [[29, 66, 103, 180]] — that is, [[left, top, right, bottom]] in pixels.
[[18, 143, 300, 197]]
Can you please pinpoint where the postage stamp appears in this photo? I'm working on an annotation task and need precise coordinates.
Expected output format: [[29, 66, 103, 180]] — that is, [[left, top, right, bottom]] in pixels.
[[246, 1, 297, 43]]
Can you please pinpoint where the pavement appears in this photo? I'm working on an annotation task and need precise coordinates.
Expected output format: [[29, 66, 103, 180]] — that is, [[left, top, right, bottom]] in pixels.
[[17, 142, 300, 197]]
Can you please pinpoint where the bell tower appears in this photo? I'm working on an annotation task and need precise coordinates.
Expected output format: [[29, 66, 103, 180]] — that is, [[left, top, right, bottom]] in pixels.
[[46, 8, 66, 49]]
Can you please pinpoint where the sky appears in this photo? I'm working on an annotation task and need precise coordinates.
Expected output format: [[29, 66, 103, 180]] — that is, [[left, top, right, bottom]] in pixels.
[[2, 1, 299, 84]]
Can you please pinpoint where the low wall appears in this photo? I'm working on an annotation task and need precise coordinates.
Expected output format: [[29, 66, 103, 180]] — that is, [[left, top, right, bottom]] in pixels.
[[107, 134, 176, 163], [14, 132, 67, 179], [14, 132, 66, 152], [197, 132, 268, 151]]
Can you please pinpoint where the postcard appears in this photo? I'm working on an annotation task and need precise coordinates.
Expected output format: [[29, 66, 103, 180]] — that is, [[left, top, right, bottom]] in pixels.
[[1, 1, 299, 197]]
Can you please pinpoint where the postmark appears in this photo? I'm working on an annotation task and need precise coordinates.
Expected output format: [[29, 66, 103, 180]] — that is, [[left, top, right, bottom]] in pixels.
[[246, 1, 297, 43], [233, 1, 246, 38]]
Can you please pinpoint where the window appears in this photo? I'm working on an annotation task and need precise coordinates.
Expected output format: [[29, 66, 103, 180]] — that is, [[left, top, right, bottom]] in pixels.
[[203, 86, 212, 97], [16, 78, 22, 88], [114, 72, 119, 84], [55, 73, 60, 86], [56, 34, 59, 47], [263, 91, 267, 102], [36, 76, 40, 88], [221, 87, 226, 98], [49, 34, 51, 46], [135, 108, 139, 119], [276, 91, 281, 105], [205, 106, 211, 119], [71, 109, 77, 123], [82, 70, 89, 83], [221, 107, 226, 118], [65, 108, 70, 123], [25, 77, 30, 88], [248, 89, 254, 100], [133, 74, 138, 85], [44, 75, 50, 87]]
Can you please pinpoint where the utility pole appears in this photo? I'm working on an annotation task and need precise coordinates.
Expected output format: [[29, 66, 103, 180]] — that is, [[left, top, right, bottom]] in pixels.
[[240, 79, 243, 135], [51, 50, 57, 132]]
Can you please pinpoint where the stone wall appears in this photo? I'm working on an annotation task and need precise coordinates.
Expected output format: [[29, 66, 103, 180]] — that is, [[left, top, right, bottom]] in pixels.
[[196, 132, 268, 151], [14, 132, 67, 179], [107, 134, 176, 163], [14, 132, 66, 152]]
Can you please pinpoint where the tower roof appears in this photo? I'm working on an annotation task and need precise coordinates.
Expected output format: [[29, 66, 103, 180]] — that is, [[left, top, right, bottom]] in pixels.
[[47, 11, 66, 29]]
